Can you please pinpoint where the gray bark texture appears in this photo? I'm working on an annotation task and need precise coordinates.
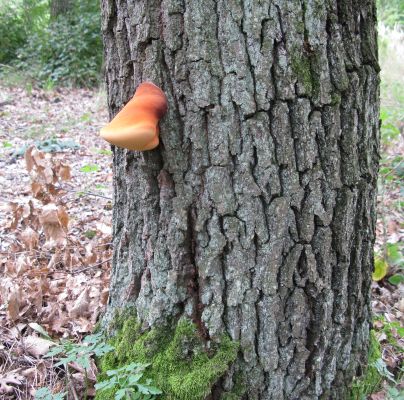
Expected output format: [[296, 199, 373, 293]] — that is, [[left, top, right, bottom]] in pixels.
[[100, 0, 380, 398]]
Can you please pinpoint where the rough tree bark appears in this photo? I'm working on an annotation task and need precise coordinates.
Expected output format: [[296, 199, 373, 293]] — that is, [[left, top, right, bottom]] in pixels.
[[100, 0, 380, 399]]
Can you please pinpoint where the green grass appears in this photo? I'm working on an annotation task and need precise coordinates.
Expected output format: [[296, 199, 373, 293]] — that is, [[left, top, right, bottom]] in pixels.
[[350, 332, 382, 399], [348, 325, 401, 399]]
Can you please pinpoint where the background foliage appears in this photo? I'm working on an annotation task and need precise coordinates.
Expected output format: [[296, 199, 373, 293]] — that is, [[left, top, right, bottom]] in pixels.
[[0, 0, 402, 88], [0, 0, 102, 87], [377, 0, 404, 27]]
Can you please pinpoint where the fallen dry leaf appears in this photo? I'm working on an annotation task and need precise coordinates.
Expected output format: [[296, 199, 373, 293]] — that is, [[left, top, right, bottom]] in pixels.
[[20, 226, 39, 250], [7, 287, 22, 322], [21, 367, 36, 379], [39, 204, 68, 245], [15, 255, 30, 277], [57, 163, 71, 181], [24, 335, 55, 358], [69, 287, 90, 318], [369, 392, 386, 400], [0, 370, 24, 394], [396, 298, 404, 313]]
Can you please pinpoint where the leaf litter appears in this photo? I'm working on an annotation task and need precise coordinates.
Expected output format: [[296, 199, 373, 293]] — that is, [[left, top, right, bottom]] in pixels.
[[0, 83, 112, 398]]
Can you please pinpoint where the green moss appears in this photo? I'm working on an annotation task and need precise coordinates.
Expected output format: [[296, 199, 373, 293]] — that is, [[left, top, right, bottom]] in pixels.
[[96, 315, 239, 400], [222, 395, 239, 400], [110, 306, 138, 332], [331, 92, 342, 106], [221, 372, 246, 400], [350, 330, 383, 399], [291, 53, 313, 95]]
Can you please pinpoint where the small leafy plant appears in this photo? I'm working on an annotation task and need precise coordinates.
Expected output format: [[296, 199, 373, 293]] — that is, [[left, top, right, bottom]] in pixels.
[[95, 362, 162, 400], [373, 358, 397, 384], [80, 163, 100, 173], [387, 386, 404, 400], [374, 316, 404, 352], [34, 387, 66, 400], [42, 333, 114, 399], [47, 333, 114, 370], [373, 242, 404, 283]]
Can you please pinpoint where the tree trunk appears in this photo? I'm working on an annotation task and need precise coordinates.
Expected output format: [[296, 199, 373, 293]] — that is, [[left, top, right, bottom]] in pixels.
[[50, 0, 72, 19], [100, 0, 380, 399]]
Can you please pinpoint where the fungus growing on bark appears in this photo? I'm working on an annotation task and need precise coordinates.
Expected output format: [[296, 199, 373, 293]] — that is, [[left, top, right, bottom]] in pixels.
[[100, 82, 167, 151]]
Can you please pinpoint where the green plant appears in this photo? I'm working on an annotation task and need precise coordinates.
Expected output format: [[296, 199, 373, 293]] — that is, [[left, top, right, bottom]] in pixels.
[[43, 333, 114, 399], [0, 0, 49, 64], [47, 333, 114, 370], [350, 331, 384, 399], [81, 113, 92, 122], [387, 386, 404, 400], [16, 0, 102, 87], [389, 274, 404, 285], [34, 387, 66, 400], [92, 148, 113, 156], [0, 4, 28, 64], [373, 241, 404, 283], [95, 184, 108, 190], [84, 229, 97, 239], [44, 77, 56, 91], [374, 317, 404, 352], [380, 108, 402, 146], [373, 358, 397, 384], [80, 164, 100, 173], [95, 362, 162, 400], [373, 256, 389, 281], [377, 0, 404, 27], [386, 242, 404, 285], [12, 138, 80, 157]]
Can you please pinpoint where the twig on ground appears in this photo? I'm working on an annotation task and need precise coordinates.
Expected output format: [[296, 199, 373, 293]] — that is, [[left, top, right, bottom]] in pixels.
[[48, 258, 112, 281], [70, 258, 112, 275], [61, 188, 112, 201]]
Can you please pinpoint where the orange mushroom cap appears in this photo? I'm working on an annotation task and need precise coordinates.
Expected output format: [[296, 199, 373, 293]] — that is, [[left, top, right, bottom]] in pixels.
[[100, 82, 168, 151]]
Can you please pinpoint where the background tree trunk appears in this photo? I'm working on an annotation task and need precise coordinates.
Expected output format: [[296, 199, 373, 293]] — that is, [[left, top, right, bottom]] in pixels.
[[100, 0, 380, 398], [50, 0, 72, 19]]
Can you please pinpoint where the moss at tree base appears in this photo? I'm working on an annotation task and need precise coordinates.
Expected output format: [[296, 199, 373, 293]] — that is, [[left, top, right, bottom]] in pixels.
[[349, 330, 384, 400], [96, 313, 239, 400]]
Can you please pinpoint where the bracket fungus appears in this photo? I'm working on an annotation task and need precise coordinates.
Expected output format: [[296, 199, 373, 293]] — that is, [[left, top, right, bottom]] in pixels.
[[100, 82, 167, 151]]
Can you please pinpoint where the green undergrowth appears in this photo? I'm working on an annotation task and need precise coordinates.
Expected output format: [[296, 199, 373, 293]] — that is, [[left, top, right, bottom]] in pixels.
[[220, 373, 246, 400], [350, 331, 387, 399], [96, 312, 239, 400]]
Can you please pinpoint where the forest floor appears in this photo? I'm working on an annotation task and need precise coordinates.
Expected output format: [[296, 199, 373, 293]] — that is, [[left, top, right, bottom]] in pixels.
[[0, 84, 113, 398], [0, 26, 403, 400]]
